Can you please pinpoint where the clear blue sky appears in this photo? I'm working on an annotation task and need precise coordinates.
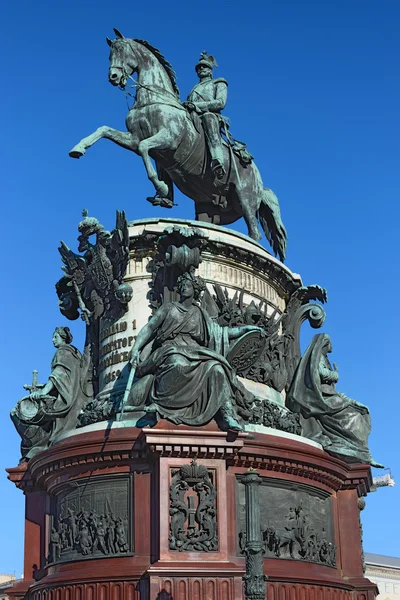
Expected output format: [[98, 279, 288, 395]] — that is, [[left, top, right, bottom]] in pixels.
[[1, 0, 399, 575]]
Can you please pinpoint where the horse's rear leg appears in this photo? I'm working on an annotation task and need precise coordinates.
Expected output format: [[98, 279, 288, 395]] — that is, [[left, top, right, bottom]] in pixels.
[[237, 189, 262, 242]]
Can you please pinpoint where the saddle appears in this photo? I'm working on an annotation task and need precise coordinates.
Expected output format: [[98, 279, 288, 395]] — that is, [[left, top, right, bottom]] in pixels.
[[187, 110, 254, 167], [219, 117, 254, 167]]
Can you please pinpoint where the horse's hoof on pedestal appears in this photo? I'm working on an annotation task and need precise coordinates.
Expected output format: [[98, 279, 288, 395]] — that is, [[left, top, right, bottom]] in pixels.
[[146, 196, 174, 209], [251, 230, 262, 242], [69, 147, 85, 159]]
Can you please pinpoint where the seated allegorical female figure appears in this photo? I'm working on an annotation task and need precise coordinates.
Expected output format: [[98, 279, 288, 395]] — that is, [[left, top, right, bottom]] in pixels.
[[286, 333, 383, 466], [123, 272, 262, 430], [11, 326, 90, 460]]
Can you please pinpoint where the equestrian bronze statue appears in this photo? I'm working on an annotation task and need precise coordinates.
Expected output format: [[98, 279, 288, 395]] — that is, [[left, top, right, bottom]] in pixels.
[[69, 29, 287, 261]]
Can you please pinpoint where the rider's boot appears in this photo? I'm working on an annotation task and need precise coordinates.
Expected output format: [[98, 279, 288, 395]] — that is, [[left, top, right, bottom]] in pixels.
[[202, 113, 226, 181]]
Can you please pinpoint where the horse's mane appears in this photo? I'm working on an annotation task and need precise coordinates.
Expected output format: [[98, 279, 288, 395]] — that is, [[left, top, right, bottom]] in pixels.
[[134, 39, 180, 97]]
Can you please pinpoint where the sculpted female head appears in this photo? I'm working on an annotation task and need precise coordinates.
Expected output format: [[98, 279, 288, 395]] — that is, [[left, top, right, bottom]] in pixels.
[[53, 326, 73, 348], [320, 333, 333, 356], [176, 272, 206, 302]]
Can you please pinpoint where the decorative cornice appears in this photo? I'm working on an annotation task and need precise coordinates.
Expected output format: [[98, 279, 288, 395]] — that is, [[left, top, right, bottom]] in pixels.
[[231, 434, 372, 493], [6, 426, 371, 496], [127, 218, 302, 299], [203, 243, 299, 298], [138, 427, 246, 459], [6, 462, 34, 493], [365, 567, 400, 577]]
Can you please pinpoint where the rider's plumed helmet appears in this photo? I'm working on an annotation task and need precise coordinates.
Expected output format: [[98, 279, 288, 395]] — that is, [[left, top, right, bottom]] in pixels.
[[195, 51, 218, 73]]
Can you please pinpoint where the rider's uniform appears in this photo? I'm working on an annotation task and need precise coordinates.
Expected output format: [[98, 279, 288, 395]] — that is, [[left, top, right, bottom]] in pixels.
[[186, 77, 228, 176]]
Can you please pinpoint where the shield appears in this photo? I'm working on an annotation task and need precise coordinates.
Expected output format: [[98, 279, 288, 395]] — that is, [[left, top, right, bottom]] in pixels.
[[88, 245, 113, 293], [226, 331, 266, 372]]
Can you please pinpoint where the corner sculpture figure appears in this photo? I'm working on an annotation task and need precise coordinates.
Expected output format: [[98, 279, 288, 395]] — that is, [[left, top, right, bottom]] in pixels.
[[56, 210, 132, 398], [57, 209, 132, 324], [287, 334, 383, 467], [120, 272, 263, 430], [69, 30, 287, 260], [11, 327, 91, 460]]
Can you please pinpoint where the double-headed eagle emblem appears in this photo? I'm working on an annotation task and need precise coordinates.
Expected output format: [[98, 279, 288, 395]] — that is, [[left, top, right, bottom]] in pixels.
[[56, 210, 132, 323]]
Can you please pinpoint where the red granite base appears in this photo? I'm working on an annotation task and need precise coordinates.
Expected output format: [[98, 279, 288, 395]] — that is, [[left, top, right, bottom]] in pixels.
[[7, 421, 378, 600]]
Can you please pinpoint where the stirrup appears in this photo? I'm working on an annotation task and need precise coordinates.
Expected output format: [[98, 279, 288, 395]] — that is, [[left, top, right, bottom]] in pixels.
[[211, 160, 226, 180]]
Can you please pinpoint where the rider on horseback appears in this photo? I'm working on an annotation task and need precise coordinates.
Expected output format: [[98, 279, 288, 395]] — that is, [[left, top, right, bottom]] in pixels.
[[183, 52, 228, 181], [69, 35, 287, 260]]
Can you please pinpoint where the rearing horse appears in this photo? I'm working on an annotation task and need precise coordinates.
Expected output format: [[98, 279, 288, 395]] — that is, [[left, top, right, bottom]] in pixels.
[[69, 30, 287, 261]]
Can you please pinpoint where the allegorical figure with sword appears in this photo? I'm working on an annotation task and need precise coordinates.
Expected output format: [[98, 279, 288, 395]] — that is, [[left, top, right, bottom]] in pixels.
[[119, 272, 264, 430]]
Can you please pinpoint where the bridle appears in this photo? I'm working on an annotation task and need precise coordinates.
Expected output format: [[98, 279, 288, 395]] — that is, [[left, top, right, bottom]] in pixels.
[[110, 41, 184, 111]]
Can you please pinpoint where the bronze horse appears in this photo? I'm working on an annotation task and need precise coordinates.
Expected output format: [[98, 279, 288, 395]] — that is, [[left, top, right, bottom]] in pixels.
[[69, 30, 287, 261], [264, 526, 306, 559]]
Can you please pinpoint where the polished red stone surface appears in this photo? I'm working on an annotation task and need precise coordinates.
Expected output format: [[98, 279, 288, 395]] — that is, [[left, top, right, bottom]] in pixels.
[[7, 422, 377, 600]]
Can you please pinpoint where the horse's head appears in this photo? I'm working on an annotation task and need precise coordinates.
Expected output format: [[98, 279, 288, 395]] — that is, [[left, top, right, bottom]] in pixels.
[[106, 28, 137, 88], [106, 32, 180, 99]]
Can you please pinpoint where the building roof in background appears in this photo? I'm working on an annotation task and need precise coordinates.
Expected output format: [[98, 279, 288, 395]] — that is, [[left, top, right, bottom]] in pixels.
[[365, 554, 400, 569]]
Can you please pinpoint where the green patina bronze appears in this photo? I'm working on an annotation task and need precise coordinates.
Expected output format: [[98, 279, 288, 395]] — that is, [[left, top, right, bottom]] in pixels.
[[121, 272, 263, 430], [69, 30, 287, 260], [183, 51, 253, 180], [287, 334, 384, 467], [10, 36, 381, 472], [11, 327, 92, 460]]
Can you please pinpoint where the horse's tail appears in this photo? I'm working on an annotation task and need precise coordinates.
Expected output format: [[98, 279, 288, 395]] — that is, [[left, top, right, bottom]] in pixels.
[[259, 188, 287, 262]]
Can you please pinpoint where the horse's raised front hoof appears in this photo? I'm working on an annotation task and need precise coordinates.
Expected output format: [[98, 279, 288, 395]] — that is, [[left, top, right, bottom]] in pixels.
[[69, 147, 86, 159]]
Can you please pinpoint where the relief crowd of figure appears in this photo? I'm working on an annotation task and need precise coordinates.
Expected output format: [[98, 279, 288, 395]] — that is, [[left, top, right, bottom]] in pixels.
[[49, 507, 129, 563]]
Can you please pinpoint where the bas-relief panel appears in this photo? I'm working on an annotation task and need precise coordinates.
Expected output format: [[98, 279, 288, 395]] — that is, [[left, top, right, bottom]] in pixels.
[[237, 478, 336, 567], [169, 461, 218, 553], [48, 476, 132, 564], [126, 256, 153, 277]]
